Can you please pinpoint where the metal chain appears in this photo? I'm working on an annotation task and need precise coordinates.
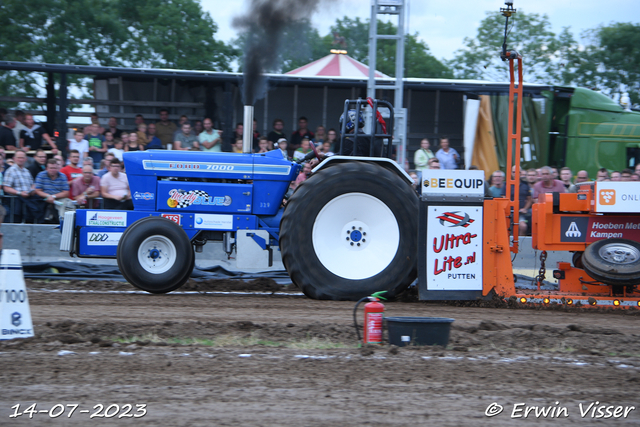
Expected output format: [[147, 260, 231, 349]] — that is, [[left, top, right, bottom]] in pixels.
[[536, 250, 548, 285]]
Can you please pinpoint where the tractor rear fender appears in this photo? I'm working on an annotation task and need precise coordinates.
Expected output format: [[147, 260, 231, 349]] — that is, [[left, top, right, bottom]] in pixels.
[[312, 156, 413, 186]]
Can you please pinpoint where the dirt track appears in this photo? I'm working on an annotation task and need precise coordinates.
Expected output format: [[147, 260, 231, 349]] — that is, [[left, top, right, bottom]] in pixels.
[[2, 279, 640, 426]]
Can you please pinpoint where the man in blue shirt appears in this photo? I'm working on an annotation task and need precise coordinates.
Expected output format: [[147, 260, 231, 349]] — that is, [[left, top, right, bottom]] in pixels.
[[34, 159, 70, 224], [435, 137, 460, 170]]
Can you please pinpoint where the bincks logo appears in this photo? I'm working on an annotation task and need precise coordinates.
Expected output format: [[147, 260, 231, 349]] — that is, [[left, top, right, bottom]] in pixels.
[[599, 189, 616, 205]]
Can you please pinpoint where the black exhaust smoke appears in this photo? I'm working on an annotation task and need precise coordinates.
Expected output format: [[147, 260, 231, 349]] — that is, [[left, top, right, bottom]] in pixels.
[[233, 0, 328, 106]]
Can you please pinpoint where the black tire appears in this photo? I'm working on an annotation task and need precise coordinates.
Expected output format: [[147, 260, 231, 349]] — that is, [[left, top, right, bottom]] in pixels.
[[280, 161, 418, 300], [117, 216, 195, 293], [582, 238, 640, 286], [572, 251, 584, 269]]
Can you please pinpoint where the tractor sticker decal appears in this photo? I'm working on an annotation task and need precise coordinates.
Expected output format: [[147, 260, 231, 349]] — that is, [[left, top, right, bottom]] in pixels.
[[86, 211, 127, 227], [167, 189, 232, 209], [87, 232, 123, 246], [143, 160, 248, 173], [193, 214, 233, 230], [560, 217, 589, 243], [426, 206, 483, 291], [161, 214, 181, 225], [437, 211, 475, 228], [134, 191, 154, 201]]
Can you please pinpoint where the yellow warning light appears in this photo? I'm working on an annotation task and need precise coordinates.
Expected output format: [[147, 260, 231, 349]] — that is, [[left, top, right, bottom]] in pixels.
[[613, 300, 621, 307], [590, 299, 597, 306], [543, 297, 550, 304], [567, 299, 573, 305], [519, 297, 527, 304], [637, 301, 640, 307]]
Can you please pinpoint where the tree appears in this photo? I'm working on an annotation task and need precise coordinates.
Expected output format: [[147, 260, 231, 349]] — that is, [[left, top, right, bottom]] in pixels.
[[447, 10, 576, 84], [329, 17, 453, 78], [0, 0, 237, 109], [563, 23, 640, 104], [118, 0, 238, 71]]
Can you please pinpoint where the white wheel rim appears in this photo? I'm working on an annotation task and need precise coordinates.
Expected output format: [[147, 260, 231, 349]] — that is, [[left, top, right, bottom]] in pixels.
[[312, 192, 400, 280], [599, 243, 640, 265], [138, 235, 177, 274]]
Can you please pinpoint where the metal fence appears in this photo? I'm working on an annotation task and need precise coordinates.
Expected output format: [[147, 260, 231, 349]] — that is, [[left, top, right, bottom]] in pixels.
[[1, 194, 105, 223]]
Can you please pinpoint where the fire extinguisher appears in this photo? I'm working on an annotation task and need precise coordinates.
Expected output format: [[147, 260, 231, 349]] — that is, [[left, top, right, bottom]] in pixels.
[[353, 291, 388, 345]]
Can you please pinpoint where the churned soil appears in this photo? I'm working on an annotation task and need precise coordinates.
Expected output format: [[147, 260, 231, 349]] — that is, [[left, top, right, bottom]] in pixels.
[[2, 280, 640, 426]]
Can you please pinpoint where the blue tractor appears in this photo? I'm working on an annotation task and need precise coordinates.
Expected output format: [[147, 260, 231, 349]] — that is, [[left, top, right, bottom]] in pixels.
[[60, 100, 419, 300]]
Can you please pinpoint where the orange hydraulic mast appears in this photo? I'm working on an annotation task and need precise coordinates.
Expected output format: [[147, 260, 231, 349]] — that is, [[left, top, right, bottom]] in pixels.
[[500, 1, 522, 253]]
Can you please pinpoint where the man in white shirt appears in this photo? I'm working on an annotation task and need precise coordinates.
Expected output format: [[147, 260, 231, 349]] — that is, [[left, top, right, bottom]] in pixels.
[[68, 130, 90, 160]]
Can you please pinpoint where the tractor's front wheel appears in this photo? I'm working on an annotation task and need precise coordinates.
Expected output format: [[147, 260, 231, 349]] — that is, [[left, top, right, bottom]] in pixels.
[[280, 162, 418, 300], [117, 216, 195, 293]]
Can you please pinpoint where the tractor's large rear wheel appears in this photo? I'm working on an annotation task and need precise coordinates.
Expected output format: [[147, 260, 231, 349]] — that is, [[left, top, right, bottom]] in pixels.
[[280, 162, 418, 300], [117, 216, 195, 293]]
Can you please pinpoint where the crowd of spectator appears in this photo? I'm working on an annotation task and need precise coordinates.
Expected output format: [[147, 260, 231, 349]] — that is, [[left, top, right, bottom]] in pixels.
[[2, 106, 639, 228], [0, 110, 348, 224], [409, 137, 640, 235]]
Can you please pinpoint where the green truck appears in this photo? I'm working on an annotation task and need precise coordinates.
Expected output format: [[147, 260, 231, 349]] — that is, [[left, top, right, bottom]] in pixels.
[[492, 86, 640, 177]]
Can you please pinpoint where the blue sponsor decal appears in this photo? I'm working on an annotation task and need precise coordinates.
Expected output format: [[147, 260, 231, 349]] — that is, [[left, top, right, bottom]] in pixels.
[[134, 191, 155, 201]]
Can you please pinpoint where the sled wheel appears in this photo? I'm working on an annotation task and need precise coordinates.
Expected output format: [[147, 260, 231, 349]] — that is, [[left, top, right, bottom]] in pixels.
[[582, 238, 640, 286], [280, 161, 418, 300], [572, 251, 584, 269], [117, 216, 195, 293]]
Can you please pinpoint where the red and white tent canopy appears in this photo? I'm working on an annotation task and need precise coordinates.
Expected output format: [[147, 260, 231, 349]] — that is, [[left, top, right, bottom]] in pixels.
[[286, 52, 390, 79]]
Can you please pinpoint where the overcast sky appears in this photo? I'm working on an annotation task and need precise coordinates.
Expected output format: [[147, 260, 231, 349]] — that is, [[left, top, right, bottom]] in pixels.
[[202, 0, 639, 65]]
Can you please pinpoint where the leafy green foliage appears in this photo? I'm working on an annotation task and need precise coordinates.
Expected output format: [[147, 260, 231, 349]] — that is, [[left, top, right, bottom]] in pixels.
[[447, 10, 576, 84], [0, 0, 237, 108], [563, 23, 640, 104]]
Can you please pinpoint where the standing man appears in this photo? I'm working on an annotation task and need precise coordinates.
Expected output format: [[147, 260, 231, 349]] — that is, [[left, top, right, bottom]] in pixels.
[[575, 170, 589, 184], [489, 170, 506, 198], [413, 138, 435, 171], [0, 114, 18, 150], [19, 114, 59, 153], [512, 165, 532, 235], [12, 110, 27, 143], [155, 109, 177, 148], [60, 150, 84, 183], [289, 116, 314, 158], [100, 158, 133, 210], [532, 166, 566, 202], [267, 119, 286, 147], [28, 149, 48, 179], [86, 123, 106, 168], [34, 159, 70, 223], [559, 167, 576, 192], [68, 131, 89, 160], [2, 150, 39, 223], [199, 118, 222, 152], [97, 153, 115, 178], [435, 137, 460, 170], [107, 116, 123, 139]]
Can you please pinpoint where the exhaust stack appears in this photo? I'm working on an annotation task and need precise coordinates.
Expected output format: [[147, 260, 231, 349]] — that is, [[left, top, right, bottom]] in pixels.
[[243, 105, 254, 154]]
